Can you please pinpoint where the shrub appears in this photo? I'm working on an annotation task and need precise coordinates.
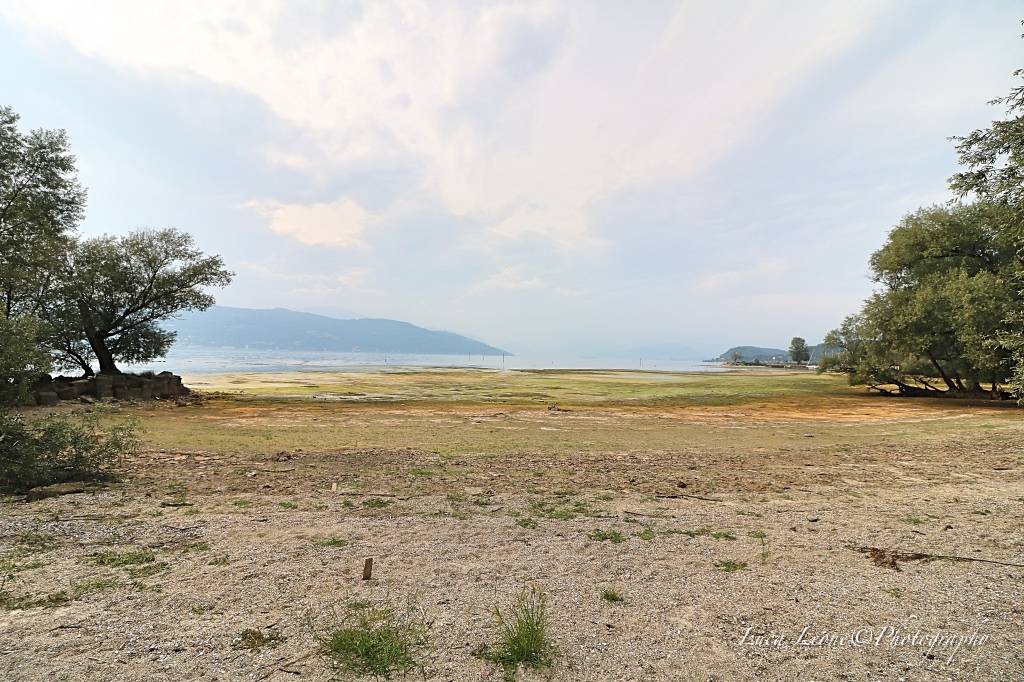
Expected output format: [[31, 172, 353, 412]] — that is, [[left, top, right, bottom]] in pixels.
[[0, 411, 138, 493]]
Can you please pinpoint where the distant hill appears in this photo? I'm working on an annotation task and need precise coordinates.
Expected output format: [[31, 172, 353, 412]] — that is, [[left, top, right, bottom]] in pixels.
[[716, 343, 835, 364], [165, 306, 510, 356], [716, 346, 790, 363]]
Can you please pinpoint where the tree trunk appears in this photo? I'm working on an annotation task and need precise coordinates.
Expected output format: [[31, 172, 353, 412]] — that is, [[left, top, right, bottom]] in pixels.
[[77, 300, 120, 374], [926, 352, 958, 392], [82, 326, 119, 374]]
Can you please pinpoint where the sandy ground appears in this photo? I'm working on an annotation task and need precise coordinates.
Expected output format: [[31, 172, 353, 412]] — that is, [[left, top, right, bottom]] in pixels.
[[1, 383, 1023, 681]]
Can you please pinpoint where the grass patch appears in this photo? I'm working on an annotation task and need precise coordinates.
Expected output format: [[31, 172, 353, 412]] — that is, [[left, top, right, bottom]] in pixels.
[[714, 559, 747, 573], [127, 562, 169, 579], [710, 531, 736, 540], [478, 587, 556, 680], [233, 628, 287, 650], [14, 532, 58, 554], [208, 555, 230, 566], [902, 515, 926, 525], [320, 604, 426, 679], [279, 501, 299, 509], [528, 498, 592, 520], [84, 549, 155, 567], [314, 537, 349, 548], [637, 528, 656, 541], [599, 588, 624, 603], [362, 497, 393, 509], [587, 529, 625, 543], [515, 517, 538, 530]]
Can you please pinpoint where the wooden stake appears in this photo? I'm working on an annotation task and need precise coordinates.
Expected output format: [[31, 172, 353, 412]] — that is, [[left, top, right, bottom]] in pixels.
[[362, 557, 373, 580]]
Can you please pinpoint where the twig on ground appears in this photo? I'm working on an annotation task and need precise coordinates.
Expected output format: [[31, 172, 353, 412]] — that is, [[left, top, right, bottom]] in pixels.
[[852, 545, 1024, 571], [654, 492, 723, 502]]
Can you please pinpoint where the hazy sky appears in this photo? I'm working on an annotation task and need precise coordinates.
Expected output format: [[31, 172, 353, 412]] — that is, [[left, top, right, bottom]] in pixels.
[[1, 1, 1021, 356]]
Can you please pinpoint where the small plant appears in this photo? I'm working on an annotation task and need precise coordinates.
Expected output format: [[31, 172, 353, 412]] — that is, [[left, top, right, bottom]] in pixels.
[[315, 537, 349, 547], [882, 587, 903, 598], [84, 549, 155, 567], [714, 559, 747, 573], [515, 517, 538, 530], [362, 498, 393, 509], [320, 604, 426, 679], [902, 515, 926, 525], [588, 529, 625, 544], [232, 500, 251, 508], [279, 501, 299, 509], [711, 531, 736, 541], [599, 588, 624, 603], [233, 628, 286, 650], [478, 587, 556, 680], [637, 528, 656, 541], [208, 555, 230, 566]]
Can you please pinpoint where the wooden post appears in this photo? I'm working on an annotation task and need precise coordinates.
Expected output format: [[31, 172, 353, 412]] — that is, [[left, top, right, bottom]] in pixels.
[[362, 557, 373, 580]]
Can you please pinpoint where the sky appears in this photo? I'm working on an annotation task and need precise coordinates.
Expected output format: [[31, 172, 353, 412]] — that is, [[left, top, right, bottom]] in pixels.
[[1, 1, 1021, 357]]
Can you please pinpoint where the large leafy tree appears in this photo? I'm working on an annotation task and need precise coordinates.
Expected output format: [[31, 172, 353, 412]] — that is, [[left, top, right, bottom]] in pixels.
[[949, 62, 1024, 396], [42, 229, 233, 375], [823, 203, 1021, 398], [0, 106, 84, 402]]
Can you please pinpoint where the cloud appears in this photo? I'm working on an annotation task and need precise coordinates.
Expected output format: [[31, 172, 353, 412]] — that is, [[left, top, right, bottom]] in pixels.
[[0, 0, 886, 250], [692, 260, 790, 294], [246, 197, 371, 248], [470, 265, 578, 297]]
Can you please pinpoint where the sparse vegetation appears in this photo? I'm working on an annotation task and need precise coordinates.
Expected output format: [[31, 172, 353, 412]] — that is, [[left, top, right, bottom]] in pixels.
[[84, 549, 155, 567], [588, 528, 625, 543], [478, 587, 556, 680], [314, 537, 349, 547], [362, 497, 393, 509], [320, 604, 426, 679], [714, 559, 747, 573], [600, 588, 624, 603], [233, 628, 286, 650]]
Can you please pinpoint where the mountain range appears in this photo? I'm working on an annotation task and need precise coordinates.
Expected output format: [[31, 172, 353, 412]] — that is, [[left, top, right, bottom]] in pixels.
[[164, 306, 510, 356]]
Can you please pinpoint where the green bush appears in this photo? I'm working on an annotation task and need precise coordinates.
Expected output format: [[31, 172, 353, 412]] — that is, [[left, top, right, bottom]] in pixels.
[[0, 411, 138, 493]]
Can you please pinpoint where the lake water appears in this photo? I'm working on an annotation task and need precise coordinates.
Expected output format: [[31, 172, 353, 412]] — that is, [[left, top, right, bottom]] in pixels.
[[125, 346, 727, 375]]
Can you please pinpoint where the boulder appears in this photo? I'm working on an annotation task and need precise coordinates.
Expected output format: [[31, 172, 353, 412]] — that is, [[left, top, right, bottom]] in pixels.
[[36, 391, 59, 406]]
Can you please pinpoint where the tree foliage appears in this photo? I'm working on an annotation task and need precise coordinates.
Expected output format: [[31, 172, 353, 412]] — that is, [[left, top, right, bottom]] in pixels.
[[41, 229, 233, 375], [0, 106, 85, 318], [822, 203, 1021, 398], [788, 337, 810, 364], [0, 314, 51, 405]]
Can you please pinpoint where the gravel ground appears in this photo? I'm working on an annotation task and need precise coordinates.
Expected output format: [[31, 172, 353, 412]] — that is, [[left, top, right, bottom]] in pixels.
[[1, 415, 1022, 681]]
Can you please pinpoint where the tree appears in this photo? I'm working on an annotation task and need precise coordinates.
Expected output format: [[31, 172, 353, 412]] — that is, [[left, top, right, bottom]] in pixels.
[[788, 337, 810, 364], [0, 106, 85, 318], [42, 229, 233, 375], [821, 203, 1020, 398], [0, 314, 51, 405]]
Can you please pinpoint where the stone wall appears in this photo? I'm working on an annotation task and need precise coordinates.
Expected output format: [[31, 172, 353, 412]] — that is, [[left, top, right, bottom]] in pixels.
[[29, 371, 190, 406]]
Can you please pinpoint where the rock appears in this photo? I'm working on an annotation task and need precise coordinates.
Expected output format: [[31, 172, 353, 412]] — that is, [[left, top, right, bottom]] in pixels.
[[94, 375, 113, 399], [36, 391, 59, 406], [25, 482, 91, 501], [79, 395, 97, 404]]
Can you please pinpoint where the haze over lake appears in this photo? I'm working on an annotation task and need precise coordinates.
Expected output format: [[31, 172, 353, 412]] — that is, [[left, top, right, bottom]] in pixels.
[[125, 345, 725, 375]]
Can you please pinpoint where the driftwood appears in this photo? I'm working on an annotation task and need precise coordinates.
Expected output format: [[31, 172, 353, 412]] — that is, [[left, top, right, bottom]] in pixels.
[[654, 492, 723, 502], [853, 545, 1024, 571]]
